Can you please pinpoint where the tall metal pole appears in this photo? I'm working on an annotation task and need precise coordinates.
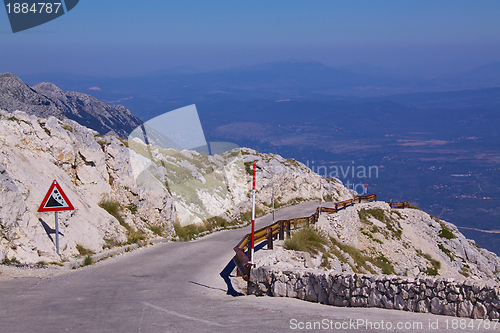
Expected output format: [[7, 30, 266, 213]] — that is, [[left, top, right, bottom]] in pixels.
[[319, 178, 322, 215], [251, 161, 256, 265], [55, 211, 59, 255], [272, 185, 275, 223]]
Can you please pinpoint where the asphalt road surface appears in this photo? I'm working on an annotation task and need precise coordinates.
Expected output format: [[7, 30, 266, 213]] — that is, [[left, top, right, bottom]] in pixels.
[[0, 202, 496, 332]]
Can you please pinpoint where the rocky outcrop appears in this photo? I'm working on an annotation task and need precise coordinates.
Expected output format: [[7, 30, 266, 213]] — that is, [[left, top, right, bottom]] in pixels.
[[0, 73, 63, 119], [127, 137, 353, 226], [0, 73, 142, 138], [0, 110, 173, 264], [249, 268, 500, 319], [33, 82, 142, 138]]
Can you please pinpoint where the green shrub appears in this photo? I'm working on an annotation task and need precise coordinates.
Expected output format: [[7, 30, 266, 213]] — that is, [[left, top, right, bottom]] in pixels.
[[1, 257, 20, 265], [372, 255, 395, 275], [99, 199, 124, 225], [36, 261, 47, 268], [174, 222, 205, 241], [83, 255, 93, 266], [127, 228, 146, 244], [330, 237, 395, 275], [359, 208, 402, 239], [61, 124, 73, 133], [126, 203, 138, 214], [149, 224, 164, 237], [438, 222, 456, 240], [438, 244, 454, 261], [417, 250, 441, 276]]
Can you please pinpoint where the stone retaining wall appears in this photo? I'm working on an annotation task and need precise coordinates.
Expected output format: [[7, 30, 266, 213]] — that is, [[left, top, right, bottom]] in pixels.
[[248, 267, 500, 319]]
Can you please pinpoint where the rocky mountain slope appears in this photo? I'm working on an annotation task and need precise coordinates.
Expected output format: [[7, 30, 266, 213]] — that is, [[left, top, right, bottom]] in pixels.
[[255, 201, 500, 283], [0, 110, 349, 264], [0, 73, 142, 138]]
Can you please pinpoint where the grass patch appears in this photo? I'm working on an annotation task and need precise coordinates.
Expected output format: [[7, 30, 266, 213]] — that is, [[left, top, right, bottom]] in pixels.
[[99, 199, 124, 224], [35, 261, 47, 268], [174, 222, 204, 241], [103, 238, 123, 249], [126, 228, 146, 244], [323, 193, 334, 202], [284, 227, 328, 255], [148, 224, 164, 237], [1, 257, 20, 265], [49, 261, 64, 266], [372, 255, 395, 275], [174, 213, 249, 241], [244, 161, 255, 176], [360, 228, 384, 244], [118, 137, 129, 147], [61, 124, 73, 133], [329, 237, 395, 274], [75, 244, 94, 257], [38, 121, 50, 135], [417, 250, 441, 276], [438, 244, 454, 261], [99, 199, 145, 244], [459, 266, 470, 278], [358, 208, 402, 239], [468, 240, 481, 250], [126, 203, 138, 214], [438, 221, 457, 240]]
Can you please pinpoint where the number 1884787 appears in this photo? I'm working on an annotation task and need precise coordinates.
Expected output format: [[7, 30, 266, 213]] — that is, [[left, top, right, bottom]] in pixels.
[[6, 3, 62, 14]]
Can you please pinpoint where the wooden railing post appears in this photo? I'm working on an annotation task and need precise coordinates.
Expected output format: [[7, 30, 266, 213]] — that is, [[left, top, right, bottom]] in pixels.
[[286, 220, 291, 238], [267, 227, 273, 250], [279, 221, 284, 240]]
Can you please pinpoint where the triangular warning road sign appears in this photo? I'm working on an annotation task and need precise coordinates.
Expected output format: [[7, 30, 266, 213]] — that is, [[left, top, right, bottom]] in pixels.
[[38, 180, 75, 212]]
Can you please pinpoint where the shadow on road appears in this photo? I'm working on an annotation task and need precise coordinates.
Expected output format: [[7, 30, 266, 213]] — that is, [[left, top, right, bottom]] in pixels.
[[219, 240, 271, 296], [219, 260, 245, 296]]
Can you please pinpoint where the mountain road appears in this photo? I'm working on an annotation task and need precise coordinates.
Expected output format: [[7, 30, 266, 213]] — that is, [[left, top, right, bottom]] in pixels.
[[0, 201, 490, 332]]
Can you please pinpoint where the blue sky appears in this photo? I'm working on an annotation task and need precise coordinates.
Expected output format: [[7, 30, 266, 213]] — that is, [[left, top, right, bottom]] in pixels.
[[1, 0, 500, 76]]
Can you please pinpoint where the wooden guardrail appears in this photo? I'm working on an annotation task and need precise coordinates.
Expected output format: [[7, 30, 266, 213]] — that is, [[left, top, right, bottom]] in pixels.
[[232, 194, 376, 280], [232, 193, 410, 280], [389, 201, 410, 208]]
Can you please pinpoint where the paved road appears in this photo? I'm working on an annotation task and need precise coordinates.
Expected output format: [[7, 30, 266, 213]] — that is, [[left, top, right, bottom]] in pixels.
[[0, 202, 495, 332]]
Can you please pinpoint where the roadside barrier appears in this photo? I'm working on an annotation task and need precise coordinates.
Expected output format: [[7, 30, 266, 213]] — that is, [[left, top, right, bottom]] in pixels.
[[232, 193, 418, 281], [388, 201, 410, 208], [233, 193, 410, 280]]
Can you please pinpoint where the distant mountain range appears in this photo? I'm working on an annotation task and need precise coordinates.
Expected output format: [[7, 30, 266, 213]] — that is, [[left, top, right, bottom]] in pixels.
[[0, 73, 141, 137], [17, 60, 500, 121]]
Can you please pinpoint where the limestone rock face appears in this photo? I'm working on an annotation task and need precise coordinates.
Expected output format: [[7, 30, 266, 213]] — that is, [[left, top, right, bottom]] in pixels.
[[0, 110, 173, 264], [0, 110, 353, 264], [126, 141, 353, 227]]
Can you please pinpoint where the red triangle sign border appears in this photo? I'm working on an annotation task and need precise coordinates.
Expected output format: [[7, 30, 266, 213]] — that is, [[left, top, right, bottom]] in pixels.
[[38, 180, 75, 212]]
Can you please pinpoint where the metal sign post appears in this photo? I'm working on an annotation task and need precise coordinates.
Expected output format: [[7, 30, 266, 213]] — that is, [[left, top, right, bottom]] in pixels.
[[55, 211, 59, 255], [38, 180, 74, 255]]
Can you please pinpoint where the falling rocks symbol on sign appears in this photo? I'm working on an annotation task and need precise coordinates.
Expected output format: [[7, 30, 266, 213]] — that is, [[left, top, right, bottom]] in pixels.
[[46, 189, 64, 207]]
